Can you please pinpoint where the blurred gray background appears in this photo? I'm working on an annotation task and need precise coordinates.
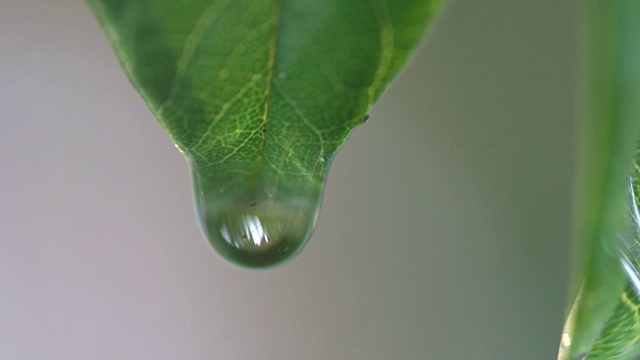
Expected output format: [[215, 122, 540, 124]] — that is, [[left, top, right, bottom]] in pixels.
[[0, 0, 576, 359]]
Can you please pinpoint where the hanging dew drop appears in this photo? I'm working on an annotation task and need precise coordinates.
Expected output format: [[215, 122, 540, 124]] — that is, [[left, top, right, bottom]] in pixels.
[[187, 152, 323, 269]]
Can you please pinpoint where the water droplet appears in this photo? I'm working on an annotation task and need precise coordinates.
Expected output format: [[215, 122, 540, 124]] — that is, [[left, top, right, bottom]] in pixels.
[[320, 157, 325, 163], [278, 71, 286, 79], [620, 177, 640, 289], [188, 153, 322, 269]]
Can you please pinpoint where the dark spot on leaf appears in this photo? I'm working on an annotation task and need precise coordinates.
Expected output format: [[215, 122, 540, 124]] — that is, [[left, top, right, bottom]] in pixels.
[[362, 114, 370, 123], [248, 199, 256, 208]]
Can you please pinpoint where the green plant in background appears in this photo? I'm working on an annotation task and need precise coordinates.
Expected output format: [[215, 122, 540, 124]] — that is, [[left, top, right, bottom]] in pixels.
[[87, 0, 640, 358], [86, 0, 444, 269], [558, 1, 640, 359]]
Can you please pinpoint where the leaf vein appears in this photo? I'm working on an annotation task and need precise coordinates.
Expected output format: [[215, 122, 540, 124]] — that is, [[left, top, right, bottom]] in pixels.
[[190, 72, 265, 150]]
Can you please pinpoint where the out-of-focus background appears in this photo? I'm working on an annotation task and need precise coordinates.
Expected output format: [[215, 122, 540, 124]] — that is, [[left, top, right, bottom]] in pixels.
[[0, 1, 577, 359]]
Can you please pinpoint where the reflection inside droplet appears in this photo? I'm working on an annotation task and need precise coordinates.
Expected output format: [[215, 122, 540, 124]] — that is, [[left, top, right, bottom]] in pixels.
[[220, 215, 269, 248]]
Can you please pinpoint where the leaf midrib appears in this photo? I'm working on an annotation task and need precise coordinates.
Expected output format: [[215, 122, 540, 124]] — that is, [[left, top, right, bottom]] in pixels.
[[254, 0, 281, 177]]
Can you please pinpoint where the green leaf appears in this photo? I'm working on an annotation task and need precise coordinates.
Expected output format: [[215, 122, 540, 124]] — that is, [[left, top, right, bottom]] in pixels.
[[87, 0, 445, 268], [559, 1, 640, 359]]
